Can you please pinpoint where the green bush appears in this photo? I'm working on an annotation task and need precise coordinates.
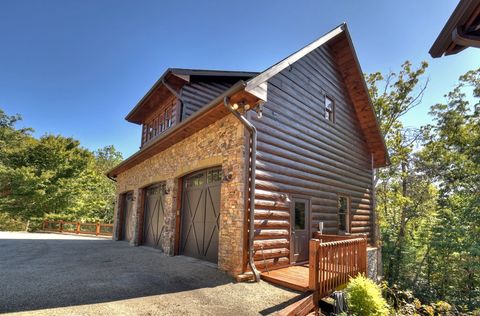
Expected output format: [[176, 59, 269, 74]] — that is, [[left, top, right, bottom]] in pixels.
[[0, 212, 26, 231], [345, 274, 389, 316]]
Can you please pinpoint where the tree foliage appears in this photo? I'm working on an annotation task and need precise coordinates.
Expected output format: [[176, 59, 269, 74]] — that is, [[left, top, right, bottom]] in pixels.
[[368, 65, 480, 312], [0, 109, 122, 229]]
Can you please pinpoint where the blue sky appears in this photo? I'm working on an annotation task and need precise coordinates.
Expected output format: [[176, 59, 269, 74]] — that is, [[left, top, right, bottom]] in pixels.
[[1, 0, 478, 158]]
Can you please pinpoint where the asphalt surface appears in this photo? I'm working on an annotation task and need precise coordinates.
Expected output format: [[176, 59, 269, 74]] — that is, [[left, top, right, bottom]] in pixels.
[[0, 232, 298, 315]]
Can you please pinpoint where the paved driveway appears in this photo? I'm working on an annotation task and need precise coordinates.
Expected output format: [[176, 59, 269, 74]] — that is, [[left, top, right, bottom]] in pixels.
[[0, 232, 298, 315]]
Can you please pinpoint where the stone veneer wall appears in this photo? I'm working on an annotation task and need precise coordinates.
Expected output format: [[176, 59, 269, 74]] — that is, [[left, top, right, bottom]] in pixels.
[[367, 247, 382, 281], [113, 114, 247, 276]]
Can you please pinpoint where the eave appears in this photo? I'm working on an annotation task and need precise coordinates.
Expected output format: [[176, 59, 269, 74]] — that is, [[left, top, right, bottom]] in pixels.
[[430, 0, 480, 58]]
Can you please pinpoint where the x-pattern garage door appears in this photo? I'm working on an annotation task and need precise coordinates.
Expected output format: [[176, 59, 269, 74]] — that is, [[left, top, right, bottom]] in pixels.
[[180, 168, 222, 263], [122, 192, 134, 241], [143, 183, 166, 250]]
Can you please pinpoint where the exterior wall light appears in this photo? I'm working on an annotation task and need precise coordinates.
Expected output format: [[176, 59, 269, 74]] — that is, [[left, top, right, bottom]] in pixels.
[[223, 171, 233, 182], [255, 102, 264, 119]]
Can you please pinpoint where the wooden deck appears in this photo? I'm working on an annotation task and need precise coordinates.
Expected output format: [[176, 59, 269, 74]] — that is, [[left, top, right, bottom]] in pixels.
[[261, 265, 310, 292], [261, 236, 368, 316]]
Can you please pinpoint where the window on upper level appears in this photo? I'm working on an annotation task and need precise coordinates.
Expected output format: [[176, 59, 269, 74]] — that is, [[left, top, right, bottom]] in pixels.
[[325, 95, 334, 122], [141, 100, 177, 146]]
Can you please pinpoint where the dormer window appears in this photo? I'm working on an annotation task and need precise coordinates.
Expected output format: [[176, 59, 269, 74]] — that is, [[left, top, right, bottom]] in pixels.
[[325, 95, 334, 122], [141, 99, 177, 146]]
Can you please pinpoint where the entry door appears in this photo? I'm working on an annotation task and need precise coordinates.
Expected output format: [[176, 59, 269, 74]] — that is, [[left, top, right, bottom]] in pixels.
[[180, 168, 222, 263], [143, 183, 166, 249], [292, 199, 310, 263], [122, 192, 134, 241]]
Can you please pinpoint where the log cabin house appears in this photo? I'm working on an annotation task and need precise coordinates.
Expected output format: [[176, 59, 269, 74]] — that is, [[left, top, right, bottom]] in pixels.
[[107, 23, 388, 302]]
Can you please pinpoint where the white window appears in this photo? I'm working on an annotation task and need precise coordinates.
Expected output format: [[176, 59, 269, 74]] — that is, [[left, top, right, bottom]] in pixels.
[[325, 95, 334, 122]]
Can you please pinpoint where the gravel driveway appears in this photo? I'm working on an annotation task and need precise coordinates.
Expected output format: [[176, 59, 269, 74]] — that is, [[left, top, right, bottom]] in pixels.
[[0, 232, 298, 315]]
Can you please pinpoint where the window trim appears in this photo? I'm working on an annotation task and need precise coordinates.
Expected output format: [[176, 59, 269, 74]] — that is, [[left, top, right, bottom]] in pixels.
[[324, 94, 335, 123], [337, 194, 350, 234]]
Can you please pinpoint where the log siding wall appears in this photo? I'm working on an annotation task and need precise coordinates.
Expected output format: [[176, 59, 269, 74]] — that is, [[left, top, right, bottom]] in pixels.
[[181, 81, 233, 118], [251, 44, 374, 271]]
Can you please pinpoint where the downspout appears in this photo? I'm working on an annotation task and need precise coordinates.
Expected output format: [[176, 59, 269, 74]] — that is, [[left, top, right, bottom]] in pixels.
[[223, 96, 261, 282]]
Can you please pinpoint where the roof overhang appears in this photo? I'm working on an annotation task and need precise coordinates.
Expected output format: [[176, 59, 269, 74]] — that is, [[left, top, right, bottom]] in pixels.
[[108, 81, 260, 178], [125, 69, 258, 124], [430, 0, 480, 58], [245, 23, 389, 168]]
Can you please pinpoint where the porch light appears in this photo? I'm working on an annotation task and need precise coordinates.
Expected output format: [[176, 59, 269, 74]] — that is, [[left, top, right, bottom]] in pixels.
[[255, 102, 264, 119]]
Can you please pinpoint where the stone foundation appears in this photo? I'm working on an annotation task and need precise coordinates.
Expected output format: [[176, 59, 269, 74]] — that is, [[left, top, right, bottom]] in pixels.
[[367, 247, 382, 281]]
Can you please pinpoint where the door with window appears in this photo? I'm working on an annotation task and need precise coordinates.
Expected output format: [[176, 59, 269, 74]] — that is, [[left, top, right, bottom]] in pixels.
[[143, 183, 166, 250], [291, 198, 310, 263], [180, 167, 222, 263]]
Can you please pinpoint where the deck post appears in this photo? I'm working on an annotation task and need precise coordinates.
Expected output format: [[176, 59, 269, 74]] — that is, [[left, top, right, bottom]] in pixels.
[[361, 234, 368, 274], [308, 239, 320, 290], [309, 239, 320, 315]]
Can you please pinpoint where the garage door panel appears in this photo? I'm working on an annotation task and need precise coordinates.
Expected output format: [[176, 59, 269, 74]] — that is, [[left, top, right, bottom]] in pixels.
[[143, 184, 166, 250], [180, 168, 221, 263], [122, 192, 134, 241]]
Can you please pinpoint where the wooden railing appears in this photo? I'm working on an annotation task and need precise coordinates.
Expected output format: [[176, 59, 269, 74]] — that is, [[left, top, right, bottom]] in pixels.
[[309, 234, 367, 300], [276, 234, 368, 316], [42, 220, 113, 237]]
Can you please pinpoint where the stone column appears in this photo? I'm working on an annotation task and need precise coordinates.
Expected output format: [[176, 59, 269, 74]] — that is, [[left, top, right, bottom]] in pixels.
[[112, 194, 122, 241], [161, 179, 176, 255]]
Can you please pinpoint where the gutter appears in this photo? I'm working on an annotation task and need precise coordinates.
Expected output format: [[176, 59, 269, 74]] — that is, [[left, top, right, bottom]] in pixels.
[[452, 26, 480, 48], [107, 174, 117, 182], [223, 96, 261, 282]]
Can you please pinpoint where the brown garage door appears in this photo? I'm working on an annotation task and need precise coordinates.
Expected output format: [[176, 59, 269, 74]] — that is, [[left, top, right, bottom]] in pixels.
[[180, 168, 222, 263], [143, 183, 166, 250], [122, 192, 134, 241]]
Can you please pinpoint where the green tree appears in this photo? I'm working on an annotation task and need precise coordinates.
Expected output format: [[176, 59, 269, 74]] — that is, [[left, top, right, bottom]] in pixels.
[[366, 61, 432, 285], [416, 68, 480, 309], [0, 108, 122, 227]]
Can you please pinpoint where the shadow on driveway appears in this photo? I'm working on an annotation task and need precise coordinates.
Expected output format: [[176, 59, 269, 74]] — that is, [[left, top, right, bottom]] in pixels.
[[0, 232, 233, 313]]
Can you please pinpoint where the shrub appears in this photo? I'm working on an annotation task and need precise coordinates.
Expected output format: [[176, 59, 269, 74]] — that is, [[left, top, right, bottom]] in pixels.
[[345, 274, 389, 316]]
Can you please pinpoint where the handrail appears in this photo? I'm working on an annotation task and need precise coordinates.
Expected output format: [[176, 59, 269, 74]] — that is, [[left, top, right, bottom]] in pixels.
[[42, 220, 113, 237], [309, 235, 367, 299], [312, 232, 363, 241]]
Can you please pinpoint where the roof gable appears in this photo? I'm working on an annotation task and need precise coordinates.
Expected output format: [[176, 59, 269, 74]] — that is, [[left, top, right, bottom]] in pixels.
[[246, 23, 388, 168]]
